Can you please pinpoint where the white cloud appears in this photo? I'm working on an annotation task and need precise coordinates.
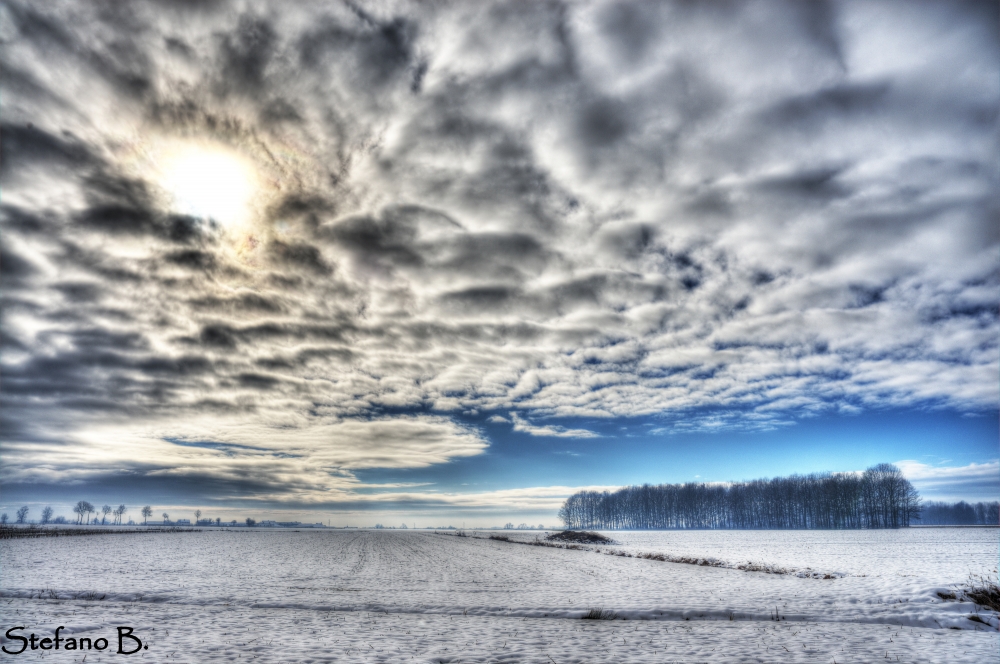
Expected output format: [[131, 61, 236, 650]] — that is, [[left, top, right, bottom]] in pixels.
[[896, 460, 1000, 502], [510, 414, 599, 439], [356, 485, 622, 510]]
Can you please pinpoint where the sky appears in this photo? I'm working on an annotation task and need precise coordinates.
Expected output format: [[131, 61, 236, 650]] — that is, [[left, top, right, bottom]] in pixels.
[[1, 0, 997, 527]]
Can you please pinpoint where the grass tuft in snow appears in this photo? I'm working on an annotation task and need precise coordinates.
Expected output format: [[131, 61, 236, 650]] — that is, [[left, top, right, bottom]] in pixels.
[[582, 608, 619, 620], [963, 573, 1000, 613]]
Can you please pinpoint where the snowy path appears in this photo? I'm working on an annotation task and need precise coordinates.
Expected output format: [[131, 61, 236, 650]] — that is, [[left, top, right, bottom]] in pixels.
[[1, 529, 995, 662]]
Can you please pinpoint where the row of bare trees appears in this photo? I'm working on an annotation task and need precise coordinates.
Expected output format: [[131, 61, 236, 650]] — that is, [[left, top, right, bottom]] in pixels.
[[68, 502, 157, 525], [918, 501, 999, 525], [4, 504, 247, 527], [0, 506, 33, 525], [559, 463, 922, 530]]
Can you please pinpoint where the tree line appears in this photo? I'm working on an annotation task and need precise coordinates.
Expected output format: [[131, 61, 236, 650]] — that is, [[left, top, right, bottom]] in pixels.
[[0, 504, 227, 526], [917, 501, 999, 526], [558, 463, 922, 530]]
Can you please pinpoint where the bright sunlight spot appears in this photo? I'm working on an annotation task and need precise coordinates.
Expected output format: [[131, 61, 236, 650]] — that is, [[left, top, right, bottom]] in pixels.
[[158, 143, 257, 227]]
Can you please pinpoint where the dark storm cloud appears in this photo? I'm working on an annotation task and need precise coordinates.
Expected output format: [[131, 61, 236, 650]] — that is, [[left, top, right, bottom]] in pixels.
[[1, 0, 996, 506], [0, 123, 95, 178]]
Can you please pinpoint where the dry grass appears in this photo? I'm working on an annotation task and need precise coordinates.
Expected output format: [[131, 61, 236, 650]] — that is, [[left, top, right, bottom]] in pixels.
[[582, 608, 619, 620], [963, 574, 1000, 613]]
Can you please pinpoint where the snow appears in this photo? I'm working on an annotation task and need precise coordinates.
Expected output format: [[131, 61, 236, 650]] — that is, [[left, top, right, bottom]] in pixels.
[[1, 528, 995, 662]]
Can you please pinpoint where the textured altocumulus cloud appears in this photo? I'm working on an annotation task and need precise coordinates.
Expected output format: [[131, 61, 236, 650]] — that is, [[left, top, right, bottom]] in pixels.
[[1, 0, 997, 509]]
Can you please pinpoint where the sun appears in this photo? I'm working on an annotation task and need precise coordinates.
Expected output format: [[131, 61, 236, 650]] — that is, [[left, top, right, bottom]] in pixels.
[[157, 142, 258, 227]]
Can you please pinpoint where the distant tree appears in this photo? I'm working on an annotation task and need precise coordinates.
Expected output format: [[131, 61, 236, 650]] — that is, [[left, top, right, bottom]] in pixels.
[[41, 507, 53, 525], [917, 500, 1000, 525], [162, 512, 169, 524], [504, 522, 513, 530], [114, 504, 128, 525], [76, 501, 94, 525], [0, 514, 7, 525], [215, 517, 221, 526], [52, 516, 67, 524], [141, 505, 153, 525], [194, 509, 202, 524], [15, 506, 29, 524], [101, 504, 112, 525], [245, 517, 256, 527]]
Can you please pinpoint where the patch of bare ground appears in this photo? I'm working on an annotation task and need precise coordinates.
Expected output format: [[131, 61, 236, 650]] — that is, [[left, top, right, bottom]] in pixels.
[[546, 530, 614, 544]]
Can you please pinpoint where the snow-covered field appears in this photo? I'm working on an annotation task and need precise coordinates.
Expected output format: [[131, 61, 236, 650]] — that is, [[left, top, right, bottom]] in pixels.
[[1, 528, 995, 662]]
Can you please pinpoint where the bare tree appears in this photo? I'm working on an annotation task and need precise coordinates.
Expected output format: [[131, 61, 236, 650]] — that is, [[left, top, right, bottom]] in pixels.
[[73, 500, 94, 524], [141, 505, 153, 525], [15, 506, 29, 524], [41, 507, 53, 525], [215, 517, 221, 526], [114, 504, 128, 525], [0, 514, 7, 525], [194, 509, 202, 525], [162, 512, 169, 524], [245, 517, 255, 527], [101, 504, 112, 525]]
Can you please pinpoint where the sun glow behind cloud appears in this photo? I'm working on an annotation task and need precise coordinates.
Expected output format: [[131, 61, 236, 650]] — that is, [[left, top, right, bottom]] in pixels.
[[156, 143, 258, 227]]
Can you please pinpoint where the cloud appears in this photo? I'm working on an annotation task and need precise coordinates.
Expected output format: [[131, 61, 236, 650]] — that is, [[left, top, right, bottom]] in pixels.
[[896, 460, 1000, 502], [0, 413, 487, 507], [1, 0, 996, 505], [510, 414, 599, 439], [360, 484, 622, 511]]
